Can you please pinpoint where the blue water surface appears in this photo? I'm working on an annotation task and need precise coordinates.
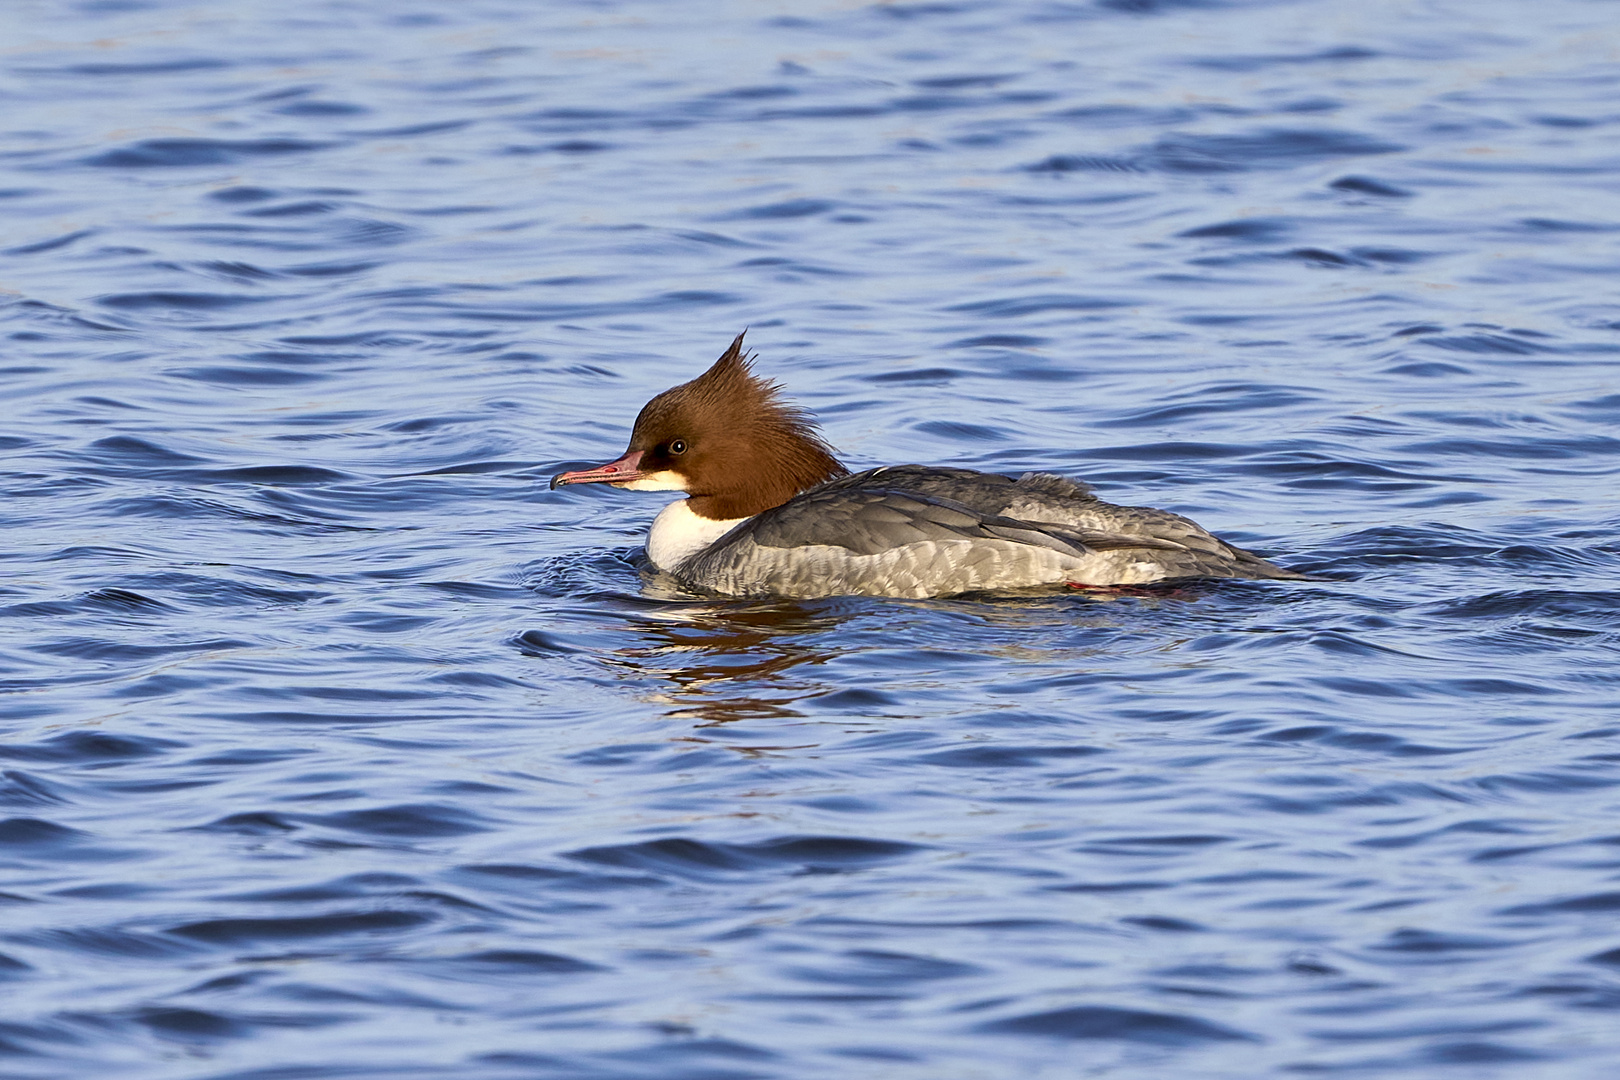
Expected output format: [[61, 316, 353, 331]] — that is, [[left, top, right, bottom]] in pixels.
[[2, 1, 1620, 1077]]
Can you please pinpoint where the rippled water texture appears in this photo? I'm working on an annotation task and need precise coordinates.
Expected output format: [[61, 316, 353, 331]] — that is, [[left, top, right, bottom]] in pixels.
[[3, 1, 1620, 1077]]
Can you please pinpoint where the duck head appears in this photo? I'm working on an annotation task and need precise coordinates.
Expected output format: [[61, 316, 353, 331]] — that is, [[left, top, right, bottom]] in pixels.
[[551, 332, 847, 520]]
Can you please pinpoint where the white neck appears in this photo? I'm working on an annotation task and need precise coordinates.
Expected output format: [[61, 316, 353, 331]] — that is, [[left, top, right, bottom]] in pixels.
[[646, 498, 750, 571]]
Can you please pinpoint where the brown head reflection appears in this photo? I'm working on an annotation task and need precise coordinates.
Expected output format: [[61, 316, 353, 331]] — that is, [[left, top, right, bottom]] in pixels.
[[599, 588, 1141, 728], [606, 598, 862, 726]]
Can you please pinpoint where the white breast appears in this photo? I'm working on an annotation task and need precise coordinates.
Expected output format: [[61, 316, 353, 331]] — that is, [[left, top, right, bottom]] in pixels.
[[646, 499, 751, 572]]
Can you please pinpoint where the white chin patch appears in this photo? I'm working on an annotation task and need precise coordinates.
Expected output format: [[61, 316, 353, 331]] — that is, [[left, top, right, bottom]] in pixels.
[[618, 470, 687, 492]]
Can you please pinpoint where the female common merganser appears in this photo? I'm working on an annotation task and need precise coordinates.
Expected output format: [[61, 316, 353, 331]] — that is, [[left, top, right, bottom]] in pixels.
[[552, 333, 1305, 599]]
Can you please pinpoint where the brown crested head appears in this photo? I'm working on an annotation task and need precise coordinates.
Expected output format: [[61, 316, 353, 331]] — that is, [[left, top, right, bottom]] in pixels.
[[627, 332, 847, 519]]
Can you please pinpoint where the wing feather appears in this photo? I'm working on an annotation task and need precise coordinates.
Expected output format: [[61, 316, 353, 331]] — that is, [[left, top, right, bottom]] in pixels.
[[671, 465, 1304, 597]]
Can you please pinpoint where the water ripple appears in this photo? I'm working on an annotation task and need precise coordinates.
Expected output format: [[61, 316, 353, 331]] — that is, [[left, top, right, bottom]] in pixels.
[[2, 0, 1619, 1077]]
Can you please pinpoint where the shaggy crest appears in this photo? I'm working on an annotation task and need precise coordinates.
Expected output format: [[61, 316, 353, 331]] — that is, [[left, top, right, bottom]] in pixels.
[[628, 332, 847, 519]]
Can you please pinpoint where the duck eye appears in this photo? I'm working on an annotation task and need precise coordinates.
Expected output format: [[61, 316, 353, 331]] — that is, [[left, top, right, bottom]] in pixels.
[[669, 439, 687, 455]]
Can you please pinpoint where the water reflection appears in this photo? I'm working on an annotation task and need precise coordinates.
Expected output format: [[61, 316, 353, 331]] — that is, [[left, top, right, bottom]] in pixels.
[[603, 581, 1174, 725], [607, 595, 862, 725]]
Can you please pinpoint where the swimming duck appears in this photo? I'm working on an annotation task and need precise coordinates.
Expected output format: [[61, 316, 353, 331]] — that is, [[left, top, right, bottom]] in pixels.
[[552, 333, 1304, 598]]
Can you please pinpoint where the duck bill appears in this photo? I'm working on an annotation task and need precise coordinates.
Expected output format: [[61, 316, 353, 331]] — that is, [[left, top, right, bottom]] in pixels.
[[550, 449, 644, 490]]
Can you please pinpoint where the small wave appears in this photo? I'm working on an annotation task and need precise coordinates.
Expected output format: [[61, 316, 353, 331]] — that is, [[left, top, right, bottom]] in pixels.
[[1021, 154, 1144, 174], [96, 291, 276, 310], [1331, 174, 1413, 197], [85, 138, 336, 168], [567, 835, 924, 880], [721, 198, 838, 220], [168, 366, 328, 386], [1146, 128, 1404, 173], [0, 731, 181, 764], [169, 910, 433, 946], [978, 1005, 1256, 1044], [946, 293, 1132, 318]]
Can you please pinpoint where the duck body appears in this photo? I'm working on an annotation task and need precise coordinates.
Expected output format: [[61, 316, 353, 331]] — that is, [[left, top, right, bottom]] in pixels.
[[553, 334, 1304, 600], [670, 465, 1302, 599]]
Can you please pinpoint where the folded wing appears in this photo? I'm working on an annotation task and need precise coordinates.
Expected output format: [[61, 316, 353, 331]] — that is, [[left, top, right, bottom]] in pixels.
[[672, 467, 1296, 598]]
